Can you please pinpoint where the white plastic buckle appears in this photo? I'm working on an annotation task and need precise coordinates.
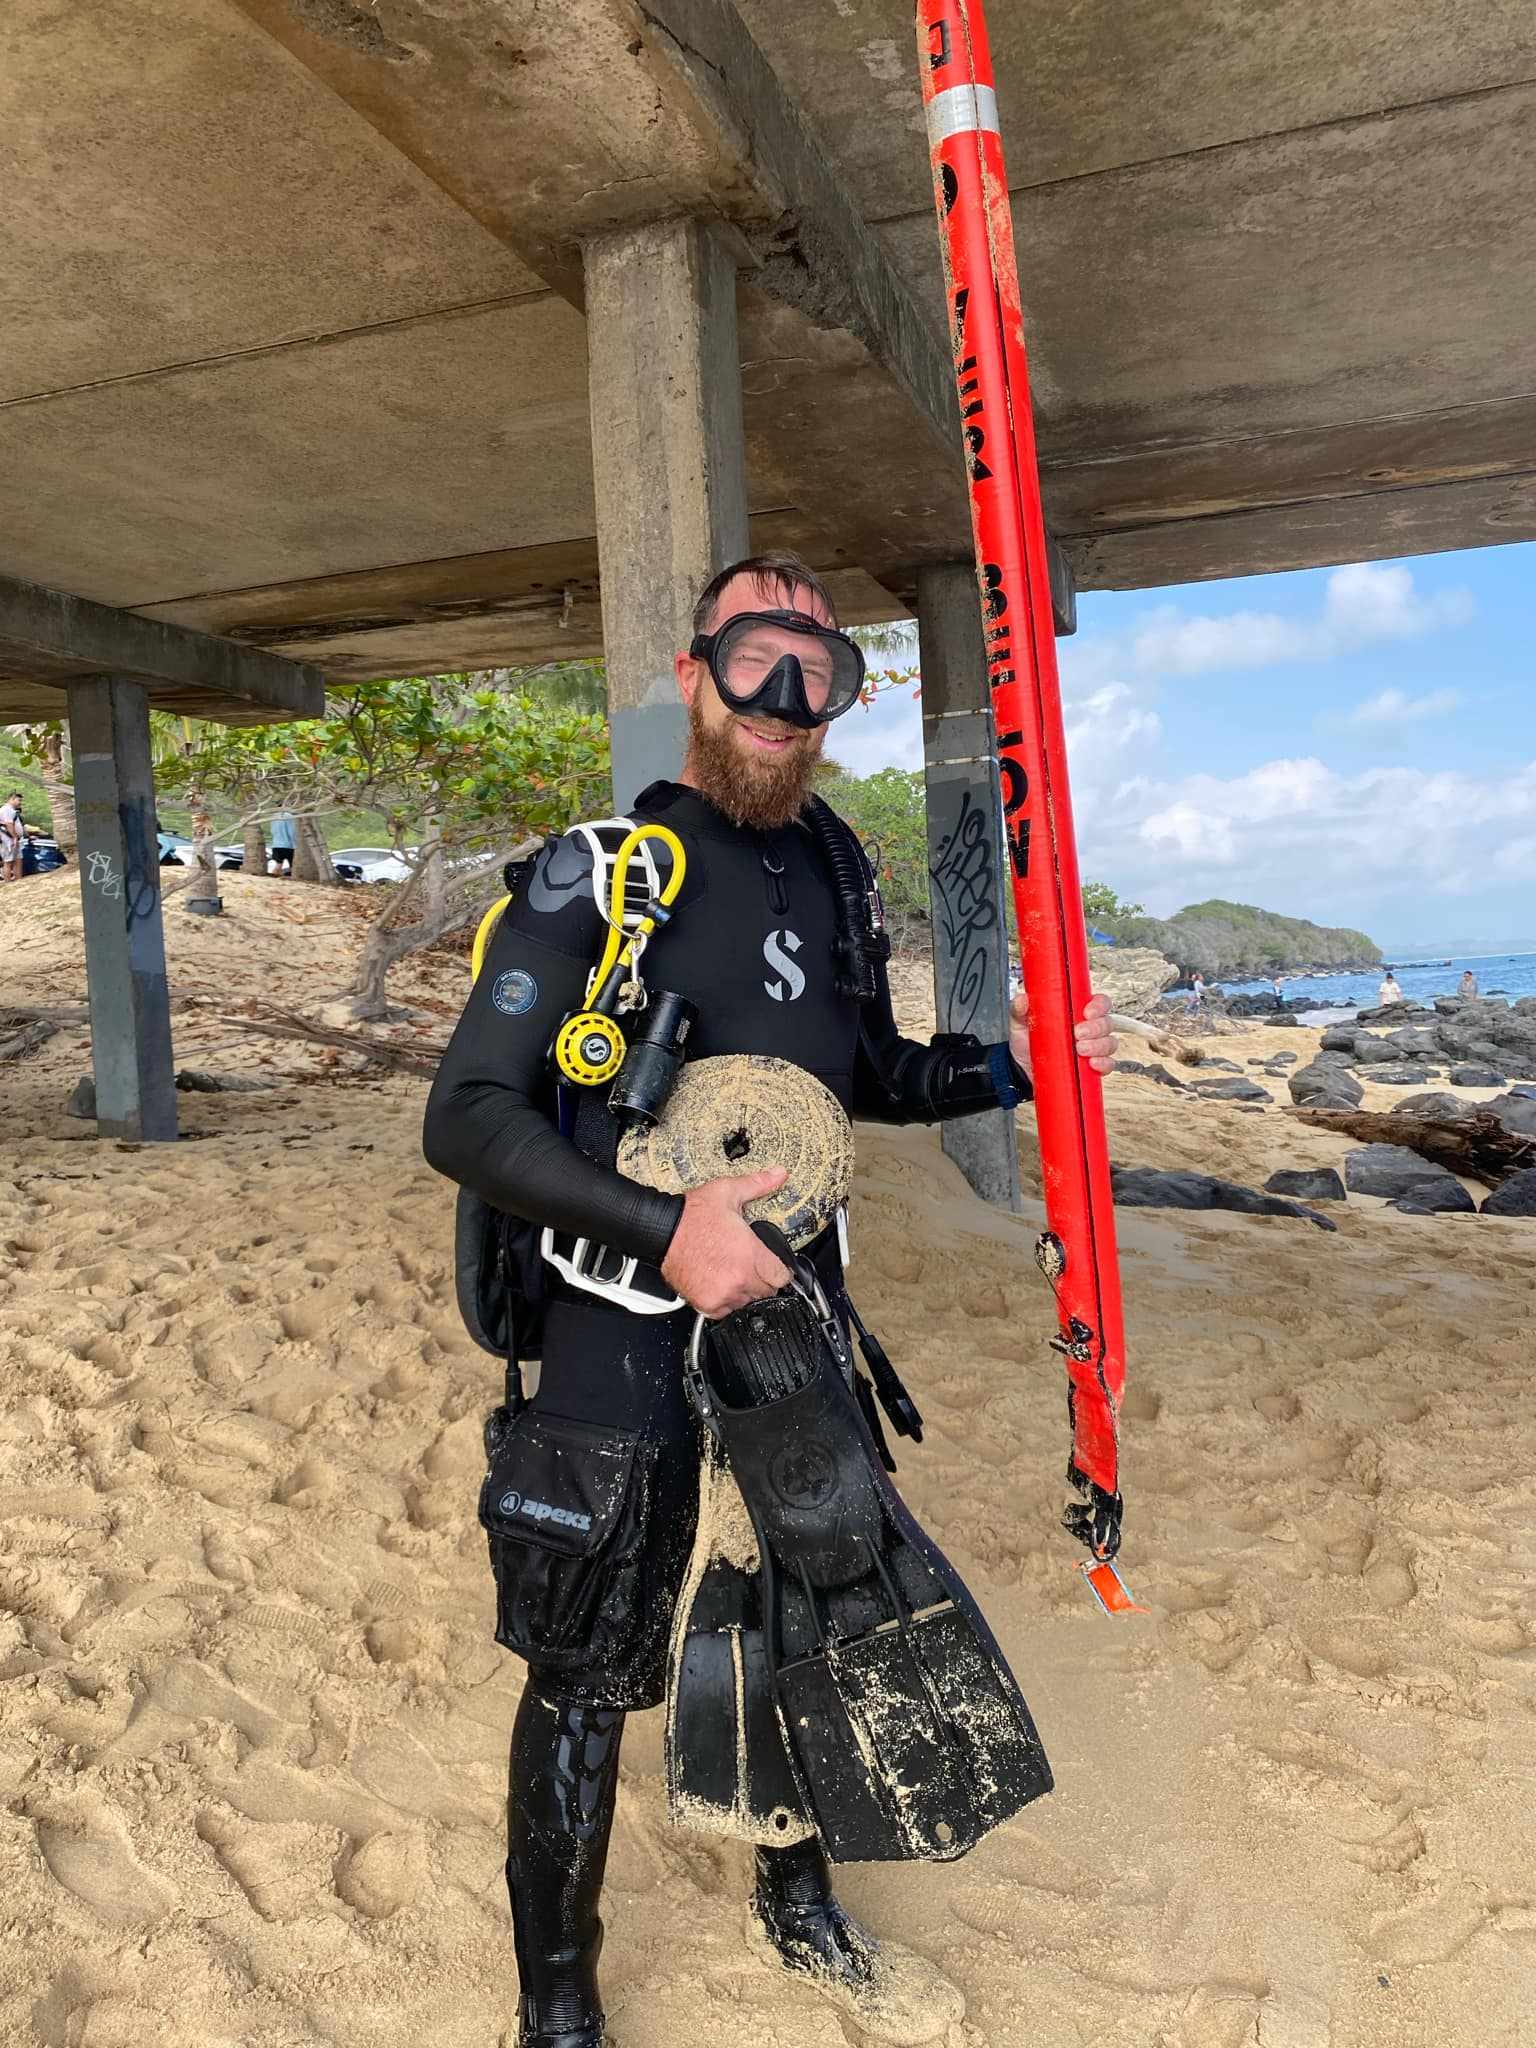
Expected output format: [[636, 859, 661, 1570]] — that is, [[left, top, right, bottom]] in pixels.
[[835, 1203, 851, 1271], [540, 1228, 683, 1316]]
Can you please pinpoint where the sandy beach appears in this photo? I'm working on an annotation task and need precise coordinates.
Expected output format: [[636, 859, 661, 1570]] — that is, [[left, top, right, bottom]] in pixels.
[[2, 871, 1533, 2047]]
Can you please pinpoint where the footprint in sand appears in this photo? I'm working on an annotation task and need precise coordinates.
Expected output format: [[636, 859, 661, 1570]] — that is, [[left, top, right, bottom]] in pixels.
[[32, 1811, 175, 1929], [334, 1829, 429, 1918], [1369, 1889, 1489, 1968], [195, 1805, 346, 1922], [1164, 1981, 1265, 2048], [1244, 1730, 1429, 1880]]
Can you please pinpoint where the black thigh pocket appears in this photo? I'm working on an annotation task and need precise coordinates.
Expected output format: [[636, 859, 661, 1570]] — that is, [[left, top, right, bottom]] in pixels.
[[479, 1412, 651, 1670]]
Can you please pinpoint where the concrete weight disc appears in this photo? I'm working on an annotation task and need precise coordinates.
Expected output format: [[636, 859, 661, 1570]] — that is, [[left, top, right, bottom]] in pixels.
[[617, 1054, 852, 1248]]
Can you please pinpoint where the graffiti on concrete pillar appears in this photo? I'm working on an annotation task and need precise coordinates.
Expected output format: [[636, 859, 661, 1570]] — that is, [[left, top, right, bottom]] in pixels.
[[928, 784, 999, 1039], [85, 849, 123, 900]]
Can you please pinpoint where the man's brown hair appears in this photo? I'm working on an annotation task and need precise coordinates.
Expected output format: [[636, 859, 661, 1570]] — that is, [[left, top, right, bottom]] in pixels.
[[690, 551, 838, 638]]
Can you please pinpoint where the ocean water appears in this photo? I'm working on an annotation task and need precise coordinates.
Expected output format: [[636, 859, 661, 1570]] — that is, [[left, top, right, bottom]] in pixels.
[[1217, 951, 1536, 1014]]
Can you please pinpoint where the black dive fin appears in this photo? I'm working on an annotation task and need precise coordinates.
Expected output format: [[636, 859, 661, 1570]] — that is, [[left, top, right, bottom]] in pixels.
[[666, 1527, 811, 1844], [685, 1260, 1052, 1864]]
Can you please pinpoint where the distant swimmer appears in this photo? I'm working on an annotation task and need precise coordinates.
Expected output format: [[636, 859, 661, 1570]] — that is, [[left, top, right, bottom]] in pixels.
[[1379, 969, 1403, 1004], [1460, 969, 1479, 999]]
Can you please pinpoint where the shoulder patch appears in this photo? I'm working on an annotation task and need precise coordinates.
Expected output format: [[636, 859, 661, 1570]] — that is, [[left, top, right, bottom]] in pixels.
[[491, 968, 540, 1016], [525, 833, 596, 914]]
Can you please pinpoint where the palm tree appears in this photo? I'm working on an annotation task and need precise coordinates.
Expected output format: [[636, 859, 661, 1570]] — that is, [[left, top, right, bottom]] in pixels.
[[4, 721, 76, 852], [849, 621, 917, 661], [482, 661, 608, 717]]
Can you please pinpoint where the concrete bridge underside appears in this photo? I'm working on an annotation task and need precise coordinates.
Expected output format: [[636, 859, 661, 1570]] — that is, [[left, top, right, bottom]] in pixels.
[[4, 0, 1533, 711]]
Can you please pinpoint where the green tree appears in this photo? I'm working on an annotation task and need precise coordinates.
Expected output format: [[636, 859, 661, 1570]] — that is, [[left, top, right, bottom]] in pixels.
[[821, 765, 930, 949], [156, 676, 610, 1016], [1082, 881, 1145, 925]]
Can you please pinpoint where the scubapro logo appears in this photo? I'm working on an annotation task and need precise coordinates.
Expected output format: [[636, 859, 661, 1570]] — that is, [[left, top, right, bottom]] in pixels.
[[763, 928, 805, 1003], [500, 1490, 591, 1534], [768, 1438, 838, 1510], [492, 968, 538, 1016]]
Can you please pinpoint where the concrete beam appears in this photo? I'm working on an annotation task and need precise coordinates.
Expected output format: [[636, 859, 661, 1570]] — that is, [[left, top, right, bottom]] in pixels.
[[66, 678, 178, 1143], [1066, 469, 1536, 592], [0, 572, 325, 724], [584, 218, 749, 809], [918, 563, 1022, 1214], [230, 0, 1071, 621]]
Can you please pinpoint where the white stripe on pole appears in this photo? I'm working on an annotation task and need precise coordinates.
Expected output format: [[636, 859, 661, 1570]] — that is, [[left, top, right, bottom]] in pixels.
[[924, 81, 1000, 144]]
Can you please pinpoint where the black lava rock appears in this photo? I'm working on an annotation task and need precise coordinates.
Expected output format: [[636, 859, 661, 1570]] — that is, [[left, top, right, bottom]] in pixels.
[[1111, 1165, 1336, 1230], [1265, 1167, 1347, 1202], [1391, 1184, 1477, 1215], [1488, 1092, 1536, 1138], [1353, 1035, 1407, 1065], [1344, 1144, 1460, 1201], [1194, 1077, 1272, 1102], [1114, 1059, 1190, 1091], [1448, 1064, 1506, 1087], [1391, 1092, 1478, 1122], [1289, 1063, 1364, 1109], [1481, 1168, 1536, 1217]]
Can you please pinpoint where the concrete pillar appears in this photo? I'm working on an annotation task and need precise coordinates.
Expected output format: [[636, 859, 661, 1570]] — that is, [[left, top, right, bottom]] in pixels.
[[66, 677, 178, 1142], [918, 564, 1022, 1212], [583, 218, 749, 810]]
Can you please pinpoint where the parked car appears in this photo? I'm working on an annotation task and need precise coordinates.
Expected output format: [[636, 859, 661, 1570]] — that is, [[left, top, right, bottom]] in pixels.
[[158, 831, 242, 870], [20, 835, 67, 876], [329, 846, 416, 884]]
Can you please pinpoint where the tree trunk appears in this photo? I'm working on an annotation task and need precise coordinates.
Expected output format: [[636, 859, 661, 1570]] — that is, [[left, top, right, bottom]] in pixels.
[[292, 814, 338, 885], [242, 819, 268, 878], [185, 784, 221, 913], [40, 729, 77, 854], [345, 840, 536, 1020]]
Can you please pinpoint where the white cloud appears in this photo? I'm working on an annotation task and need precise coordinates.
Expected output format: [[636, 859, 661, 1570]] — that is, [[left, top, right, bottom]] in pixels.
[[1073, 754, 1536, 925], [1065, 562, 1474, 687], [1345, 686, 1462, 728], [824, 692, 923, 776]]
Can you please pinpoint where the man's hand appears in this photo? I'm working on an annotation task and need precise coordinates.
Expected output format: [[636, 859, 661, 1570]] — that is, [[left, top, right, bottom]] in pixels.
[[1009, 989, 1118, 1079], [660, 1166, 793, 1318]]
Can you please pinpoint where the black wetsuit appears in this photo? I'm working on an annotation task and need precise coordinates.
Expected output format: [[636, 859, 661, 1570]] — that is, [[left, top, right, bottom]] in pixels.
[[423, 779, 1026, 1708]]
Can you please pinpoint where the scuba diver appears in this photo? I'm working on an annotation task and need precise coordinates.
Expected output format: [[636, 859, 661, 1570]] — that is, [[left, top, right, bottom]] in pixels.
[[423, 551, 1116, 2047]]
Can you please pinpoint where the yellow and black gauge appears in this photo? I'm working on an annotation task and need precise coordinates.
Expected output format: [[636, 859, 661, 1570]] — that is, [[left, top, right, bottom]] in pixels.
[[553, 1011, 626, 1086], [552, 823, 688, 1087]]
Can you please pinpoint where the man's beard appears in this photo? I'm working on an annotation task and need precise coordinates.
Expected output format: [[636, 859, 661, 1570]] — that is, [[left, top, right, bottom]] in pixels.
[[685, 696, 822, 830]]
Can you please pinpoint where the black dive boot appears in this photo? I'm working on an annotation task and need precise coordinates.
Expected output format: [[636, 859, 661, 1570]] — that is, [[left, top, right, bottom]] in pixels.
[[507, 1683, 624, 2048], [750, 1837, 965, 2047]]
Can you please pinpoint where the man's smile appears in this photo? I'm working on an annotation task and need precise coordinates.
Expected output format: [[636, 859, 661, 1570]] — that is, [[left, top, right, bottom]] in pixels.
[[734, 717, 799, 753]]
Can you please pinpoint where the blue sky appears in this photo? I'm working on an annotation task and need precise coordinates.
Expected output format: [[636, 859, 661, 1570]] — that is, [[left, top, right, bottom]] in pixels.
[[825, 542, 1536, 955]]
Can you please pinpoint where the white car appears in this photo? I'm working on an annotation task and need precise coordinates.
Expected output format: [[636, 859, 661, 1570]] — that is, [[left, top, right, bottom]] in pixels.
[[162, 833, 243, 870], [330, 846, 416, 884]]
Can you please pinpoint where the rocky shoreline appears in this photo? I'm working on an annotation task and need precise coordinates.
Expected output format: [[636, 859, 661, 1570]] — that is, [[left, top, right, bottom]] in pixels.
[[1113, 993, 1536, 1223]]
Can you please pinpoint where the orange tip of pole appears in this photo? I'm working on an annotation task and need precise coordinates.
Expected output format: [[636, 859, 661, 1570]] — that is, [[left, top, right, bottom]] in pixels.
[[1079, 1558, 1146, 1617]]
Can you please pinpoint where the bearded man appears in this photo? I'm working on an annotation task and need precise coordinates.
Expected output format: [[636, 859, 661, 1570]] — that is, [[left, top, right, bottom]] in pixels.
[[424, 551, 1115, 2046]]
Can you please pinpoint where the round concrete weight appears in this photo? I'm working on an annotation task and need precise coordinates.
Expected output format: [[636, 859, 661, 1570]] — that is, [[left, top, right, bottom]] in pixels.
[[617, 1054, 852, 1248]]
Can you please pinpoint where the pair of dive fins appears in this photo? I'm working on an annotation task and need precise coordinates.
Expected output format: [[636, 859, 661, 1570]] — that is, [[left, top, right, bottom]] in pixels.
[[669, 1225, 1051, 1864]]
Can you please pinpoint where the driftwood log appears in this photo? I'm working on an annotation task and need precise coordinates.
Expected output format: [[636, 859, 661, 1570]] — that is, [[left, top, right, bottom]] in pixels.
[[226, 1010, 447, 1076], [0, 1019, 57, 1061], [1289, 1106, 1535, 1188], [0, 1004, 89, 1026]]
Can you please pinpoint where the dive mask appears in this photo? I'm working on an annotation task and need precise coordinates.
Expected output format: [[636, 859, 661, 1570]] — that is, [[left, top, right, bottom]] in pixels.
[[689, 609, 866, 729]]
